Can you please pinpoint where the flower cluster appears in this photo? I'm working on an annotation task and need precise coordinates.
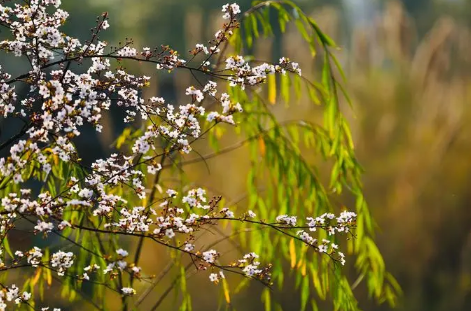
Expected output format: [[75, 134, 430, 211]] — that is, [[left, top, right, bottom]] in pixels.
[[206, 91, 243, 124], [0, 66, 16, 117], [50, 251, 74, 276], [26, 247, 44, 267], [222, 3, 241, 20], [224, 56, 302, 89], [79, 263, 101, 281], [0, 285, 32, 310], [276, 214, 298, 226], [239, 253, 264, 277], [99, 248, 142, 281], [182, 188, 210, 209], [0, 1, 355, 308], [306, 211, 356, 234]]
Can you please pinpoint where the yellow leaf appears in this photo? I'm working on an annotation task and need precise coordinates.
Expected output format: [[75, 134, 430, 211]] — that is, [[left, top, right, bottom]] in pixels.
[[268, 74, 276, 104], [215, 126, 224, 139], [45, 266, 52, 286], [31, 267, 41, 286], [297, 258, 303, 269], [222, 278, 231, 304], [289, 238, 296, 268], [258, 136, 266, 157], [297, 247, 309, 269], [312, 271, 325, 299], [116, 128, 131, 149]]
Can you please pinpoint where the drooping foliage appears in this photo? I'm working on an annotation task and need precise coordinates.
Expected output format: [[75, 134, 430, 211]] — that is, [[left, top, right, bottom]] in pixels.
[[0, 1, 399, 311]]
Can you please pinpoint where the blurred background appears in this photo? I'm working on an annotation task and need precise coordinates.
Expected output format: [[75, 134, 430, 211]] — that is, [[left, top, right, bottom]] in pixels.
[[60, 0, 471, 310], [7, 0, 471, 310]]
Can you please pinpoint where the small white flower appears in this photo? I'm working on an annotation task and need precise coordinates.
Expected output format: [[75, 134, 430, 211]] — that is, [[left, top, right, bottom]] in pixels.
[[116, 249, 129, 257], [165, 229, 175, 239], [78, 188, 93, 199], [35, 221, 54, 233], [209, 273, 218, 282], [22, 292, 31, 301], [318, 244, 328, 253], [166, 189, 178, 197], [184, 243, 194, 252], [121, 287, 136, 296], [202, 250, 218, 263]]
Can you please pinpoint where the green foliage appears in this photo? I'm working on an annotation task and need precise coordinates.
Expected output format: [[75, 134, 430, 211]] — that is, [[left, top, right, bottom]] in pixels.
[[212, 1, 401, 310], [0, 1, 400, 310]]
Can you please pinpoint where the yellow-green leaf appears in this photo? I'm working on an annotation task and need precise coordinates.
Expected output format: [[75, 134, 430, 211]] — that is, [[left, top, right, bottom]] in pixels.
[[268, 74, 277, 104]]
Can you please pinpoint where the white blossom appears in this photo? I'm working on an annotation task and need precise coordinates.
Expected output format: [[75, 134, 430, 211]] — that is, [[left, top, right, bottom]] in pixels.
[[121, 287, 136, 296]]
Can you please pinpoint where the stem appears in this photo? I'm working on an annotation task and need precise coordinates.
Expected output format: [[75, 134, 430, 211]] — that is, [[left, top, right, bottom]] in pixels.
[[125, 152, 167, 311], [0, 122, 32, 152]]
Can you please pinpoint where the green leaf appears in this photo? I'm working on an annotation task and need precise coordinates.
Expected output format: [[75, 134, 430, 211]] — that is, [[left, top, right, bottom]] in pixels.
[[294, 19, 310, 42], [250, 13, 259, 38], [308, 18, 337, 47], [244, 17, 253, 48], [262, 288, 271, 311], [301, 277, 310, 311], [281, 73, 291, 104], [116, 127, 131, 149], [3, 237, 13, 258]]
